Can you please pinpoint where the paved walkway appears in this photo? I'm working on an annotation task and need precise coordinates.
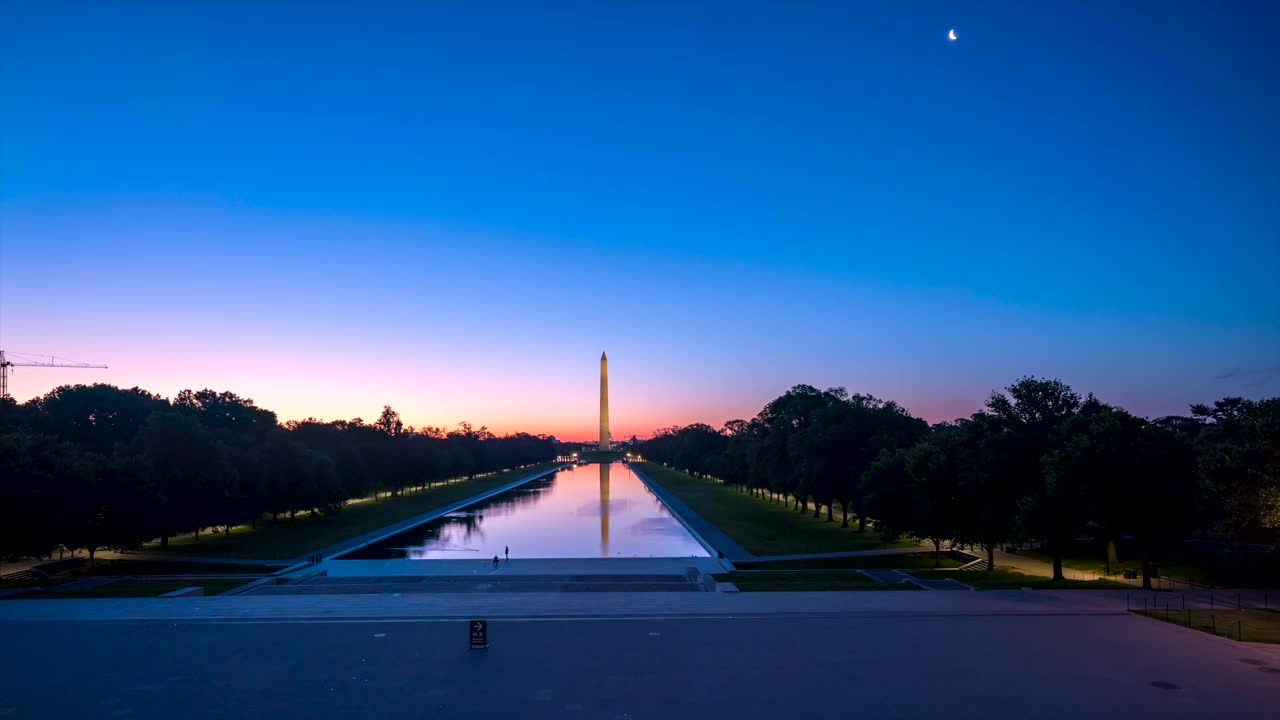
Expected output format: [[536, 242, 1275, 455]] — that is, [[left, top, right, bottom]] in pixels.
[[0, 554, 87, 576], [6, 603, 1279, 720], [104, 552, 289, 566], [861, 569, 916, 584], [320, 557, 726, 578], [627, 462, 753, 562], [249, 571, 707, 596], [989, 548, 1105, 581], [0, 588, 1131, 622], [5, 587, 1280, 624], [742, 545, 934, 563]]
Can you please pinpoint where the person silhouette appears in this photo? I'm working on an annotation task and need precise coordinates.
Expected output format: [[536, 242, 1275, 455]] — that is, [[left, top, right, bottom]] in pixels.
[[504, 545, 509, 561], [492, 554, 500, 568]]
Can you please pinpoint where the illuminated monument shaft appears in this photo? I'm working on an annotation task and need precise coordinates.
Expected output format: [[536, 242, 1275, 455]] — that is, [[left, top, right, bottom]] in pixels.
[[599, 351, 611, 450]]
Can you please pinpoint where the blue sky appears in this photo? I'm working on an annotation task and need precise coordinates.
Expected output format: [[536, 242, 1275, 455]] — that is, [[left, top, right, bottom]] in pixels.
[[2, 1, 1277, 437]]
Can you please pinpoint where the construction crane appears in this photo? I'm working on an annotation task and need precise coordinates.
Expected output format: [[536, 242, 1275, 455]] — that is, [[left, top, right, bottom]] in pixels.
[[0, 350, 108, 399]]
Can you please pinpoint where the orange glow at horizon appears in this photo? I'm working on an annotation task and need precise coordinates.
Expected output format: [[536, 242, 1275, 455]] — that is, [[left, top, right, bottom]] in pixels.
[[3, 325, 996, 442], [2, 351, 767, 442]]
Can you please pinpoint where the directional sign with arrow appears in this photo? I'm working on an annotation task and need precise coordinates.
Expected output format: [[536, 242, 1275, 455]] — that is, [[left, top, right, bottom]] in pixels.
[[469, 620, 488, 650]]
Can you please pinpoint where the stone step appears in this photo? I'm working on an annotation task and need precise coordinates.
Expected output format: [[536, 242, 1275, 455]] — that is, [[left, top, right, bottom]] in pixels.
[[246, 579, 702, 595], [307, 574, 689, 585], [861, 570, 914, 584], [52, 577, 122, 592], [914, 579, 973, 591]]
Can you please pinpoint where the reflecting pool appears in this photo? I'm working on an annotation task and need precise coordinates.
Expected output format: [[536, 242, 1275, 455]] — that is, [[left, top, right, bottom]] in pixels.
[[341, 463, 709, 559]]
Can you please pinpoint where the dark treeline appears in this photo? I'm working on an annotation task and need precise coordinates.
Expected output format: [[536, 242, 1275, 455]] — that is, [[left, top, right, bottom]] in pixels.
[[0, 384, 556, 563], [641, 378, 1279, 588]]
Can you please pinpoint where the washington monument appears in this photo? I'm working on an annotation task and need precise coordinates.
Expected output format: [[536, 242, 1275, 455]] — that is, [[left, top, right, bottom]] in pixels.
[[599, 351, 611, 450]]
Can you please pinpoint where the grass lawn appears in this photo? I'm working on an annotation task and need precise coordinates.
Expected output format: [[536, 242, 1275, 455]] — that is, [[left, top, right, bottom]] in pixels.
[[910, 568, 1130, 590], [1021, 548, 1280, 588], [713, 571, 919, 592], [736, 552, 962, 571], [1022, 550, 1185, 580], [67, 560, 280, 576], [637, 463, 915, 557], [6, 578, 252, 599], [1134, 609, 1280, 644], [140, 462, 562, 561], [0, 578, 75, 591]]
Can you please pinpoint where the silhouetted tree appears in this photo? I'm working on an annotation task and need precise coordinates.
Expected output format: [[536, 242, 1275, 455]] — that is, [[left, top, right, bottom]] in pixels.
[[137, 412, 238, 545], [174, 389, 277, 436], [952, 413, 1018, 571], [906, 423, 966, 563], [0, 432, 85, 560], [28, 384, 168, 454], [987, 377, 1083, 580], [862, 448, 914, 538], [1192, 398, 1280, 546], [2, 375, 1274, 581], [374, 405, 403, 437]]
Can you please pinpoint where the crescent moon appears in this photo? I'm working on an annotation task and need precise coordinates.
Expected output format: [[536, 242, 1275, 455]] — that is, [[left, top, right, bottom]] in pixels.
[[948, 29, 957, 41]]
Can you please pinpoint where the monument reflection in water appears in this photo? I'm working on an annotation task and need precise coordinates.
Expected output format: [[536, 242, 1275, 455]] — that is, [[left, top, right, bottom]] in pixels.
[[343, 463, 709, 560]]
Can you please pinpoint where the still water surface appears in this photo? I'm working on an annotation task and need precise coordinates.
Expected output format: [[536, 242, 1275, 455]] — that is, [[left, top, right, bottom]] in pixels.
[[342, 463, 709, 559]]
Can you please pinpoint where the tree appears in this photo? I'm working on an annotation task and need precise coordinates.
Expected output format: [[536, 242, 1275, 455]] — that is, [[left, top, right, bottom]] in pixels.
[[788, 394, 930, 531], [987, 377, 1082, 580], [29, 384, 168, 454], [1192, 398, 1280, 546], [0, 432, 84, 560], [0, 396, 27, 431], [952, 413, 1018, 571], [906, 424, 965, 564], [1126, 421, 1199, 588], [137, 412, 238, 545], [174, 389, 277, 436], [62, 453, 157, 566], [642, 423, 729, 479], [0, 384, 559, 564], [720, 419, 758, 491], [851, 398, 928, 531], [1, 372, 1272, 589], [756, 385, 830, 513], [373, 405, 404, 437], [862, 448, 914, 539], [1050, 399, 1140, 575], [1048, 400, 1202, 588]]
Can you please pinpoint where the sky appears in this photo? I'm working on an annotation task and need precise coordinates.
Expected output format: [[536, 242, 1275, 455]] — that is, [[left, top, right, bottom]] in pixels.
[[1, 0, 1278, 440]]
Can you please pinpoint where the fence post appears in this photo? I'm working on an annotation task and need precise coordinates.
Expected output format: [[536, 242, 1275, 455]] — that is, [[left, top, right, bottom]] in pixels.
[[1186, 608, 1191, 627], [1238, 620, 1243, 642], [1211, 615, 1216, 635]]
